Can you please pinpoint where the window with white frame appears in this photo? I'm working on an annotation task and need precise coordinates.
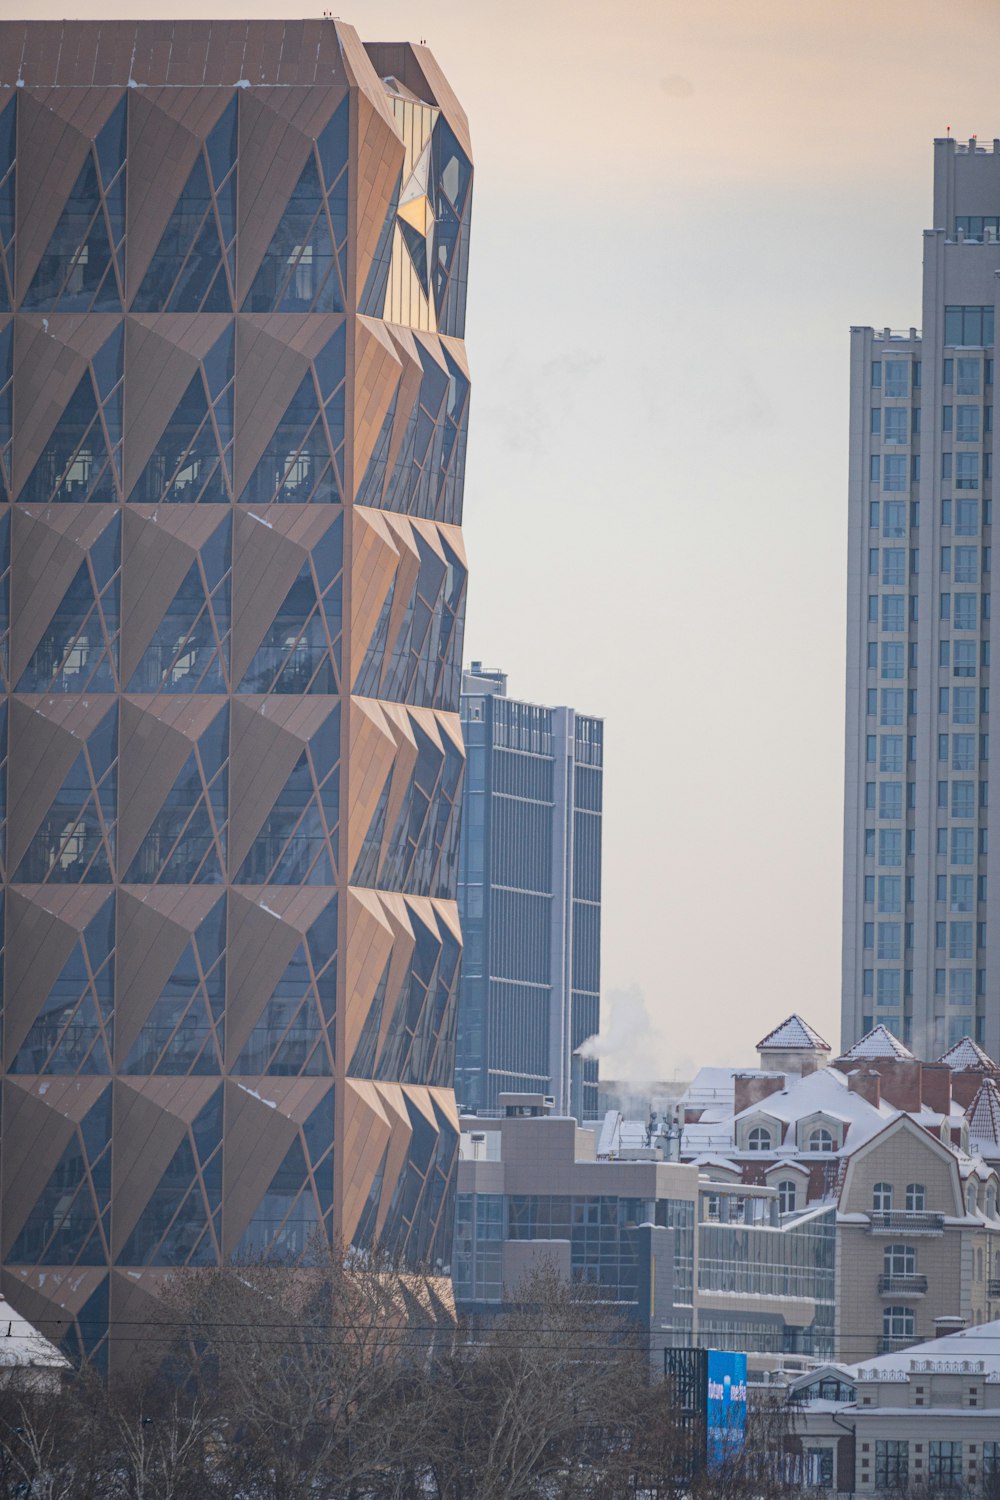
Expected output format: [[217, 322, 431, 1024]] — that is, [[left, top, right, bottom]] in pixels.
[[883, 1243, 916, 1277], [873, 1182, 893, 1212], [777, 1180, 797, 1214], [905, 1183, 926, 1211], [883, 1305, 915, 1344], [746, 1126, 772, 1152]]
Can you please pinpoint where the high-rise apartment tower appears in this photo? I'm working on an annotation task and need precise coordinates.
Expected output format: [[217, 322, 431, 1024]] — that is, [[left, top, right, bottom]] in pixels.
[[0, 19, 472, 1367], [843, 137, 1000, 1059], [457, 666, 602, 1118]]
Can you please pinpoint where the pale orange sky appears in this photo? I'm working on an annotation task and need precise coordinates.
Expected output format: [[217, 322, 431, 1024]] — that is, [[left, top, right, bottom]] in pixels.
[[7, 0, 1000, 1076]]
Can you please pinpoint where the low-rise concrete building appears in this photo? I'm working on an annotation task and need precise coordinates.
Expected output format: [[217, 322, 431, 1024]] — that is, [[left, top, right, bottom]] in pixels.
[[784, 1319, 1000, 1495], [454, 1093, 835, 1367]]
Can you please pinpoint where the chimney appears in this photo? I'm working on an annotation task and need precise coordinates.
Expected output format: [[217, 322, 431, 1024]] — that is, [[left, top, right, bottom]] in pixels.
[[952, 1071, 984, 1110], [920, 1063, 953, 1117], [872, 1057, 922, 1113], [734, 1073, 785, 1114], [847, 1067, 881, 1108]]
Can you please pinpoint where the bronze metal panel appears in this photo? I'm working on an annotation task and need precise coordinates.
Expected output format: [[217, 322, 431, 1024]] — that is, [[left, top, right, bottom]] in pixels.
[[9, 505, 118, 684], [230, 507, 310, 685], [12, 315, 123, 496], [119, 508, 224, 682], [221, 1078, 298, 1255], [232, 316, 311, 492], [115, 698, 198, 872], [110, 1081, 190, 1255], [1, 1082, 79, 1251], [114, 887, 219, 1062], [227, 700, 306, 873], [224, 890, 303, 1061]]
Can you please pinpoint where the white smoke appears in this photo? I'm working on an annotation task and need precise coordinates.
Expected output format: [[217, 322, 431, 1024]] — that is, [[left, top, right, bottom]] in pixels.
[[576, 983, 669, 1081]]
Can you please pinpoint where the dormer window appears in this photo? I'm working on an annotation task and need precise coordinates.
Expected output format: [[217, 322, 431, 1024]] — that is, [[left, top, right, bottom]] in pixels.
[[808, 1127, 835, 1152], [747, 1126, 772, 1152], [905, 1183, 926, 1211], [873, 1182, 893, 1212], [968, 1183, 979, 1213], [777, 1179, 797, 1214]]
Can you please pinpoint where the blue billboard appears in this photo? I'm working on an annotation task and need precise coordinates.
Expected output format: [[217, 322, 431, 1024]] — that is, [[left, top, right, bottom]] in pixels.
[[706, 1350, 747, 1467]]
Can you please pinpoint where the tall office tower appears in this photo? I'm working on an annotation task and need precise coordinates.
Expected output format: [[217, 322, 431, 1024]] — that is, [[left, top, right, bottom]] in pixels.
[[0, 19, 472, 1367], [843, 138, 1000, 1060], [457, 665, 603, 1118]]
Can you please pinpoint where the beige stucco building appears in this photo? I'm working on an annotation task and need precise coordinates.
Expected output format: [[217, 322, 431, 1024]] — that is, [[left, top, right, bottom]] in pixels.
[[785, 1320, 1000, 1494]]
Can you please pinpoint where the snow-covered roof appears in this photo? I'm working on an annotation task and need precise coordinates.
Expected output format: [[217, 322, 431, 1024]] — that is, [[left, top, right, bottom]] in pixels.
[[683, 1064, 907, 1168], [841, 1024, 915, 1061], [756, 1014, 831, 1053], [851, 1316, 1000, 1378], [967, 1077, 1000, 1150], [677, 1066, 736, 1110], [936, 1036, 1000, 1073], [0, 1297, 67, 1370], [596, 1111, 650, 1156]]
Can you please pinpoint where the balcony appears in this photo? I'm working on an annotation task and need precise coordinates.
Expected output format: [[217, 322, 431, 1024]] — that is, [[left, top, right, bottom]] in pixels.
[[988, 1278, 1000, 1298], [878, 1274, 928, 1296], [868, 1212, 945, 1235]]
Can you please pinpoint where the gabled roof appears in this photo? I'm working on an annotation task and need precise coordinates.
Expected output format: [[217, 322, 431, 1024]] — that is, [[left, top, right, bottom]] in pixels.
[[757, 1014, 831, 1052], [851, 1316, 1000, 1377], [841, 1025, 914, 1061], [936, 1036, 1000, 1073], [966, 1077, 1000, 1149]]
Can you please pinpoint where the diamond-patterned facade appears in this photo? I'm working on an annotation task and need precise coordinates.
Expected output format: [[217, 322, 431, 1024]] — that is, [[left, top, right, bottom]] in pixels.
[[0, 20, 471, 1366]]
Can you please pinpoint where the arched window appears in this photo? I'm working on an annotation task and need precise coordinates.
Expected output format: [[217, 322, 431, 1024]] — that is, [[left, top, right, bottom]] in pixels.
[[968, 1182, 979, 1214], [808, 1127, 834, 1151], [883, 1244, 915, 1278], [986, 1187, 996, 1219], [873, 1182, 893, 1212], [905, 1183, 925, 1211], [883, 1306, 915, 1348], [777, 1180, 797, 1214], [747, 1126, 772, 1152], [977, 1248, 984, 1280]]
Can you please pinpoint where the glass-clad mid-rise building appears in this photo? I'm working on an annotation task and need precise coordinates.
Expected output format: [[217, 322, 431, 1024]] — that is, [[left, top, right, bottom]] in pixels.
[[843, 136, 1000, 1059], [0, 18, 472, 1368], [457, 666, 603, 1117]]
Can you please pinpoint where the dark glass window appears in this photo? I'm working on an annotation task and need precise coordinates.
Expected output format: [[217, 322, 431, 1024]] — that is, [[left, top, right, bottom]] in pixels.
[[121, 898, 226, 1074], [116, 1091, 222, 1266], [0, 96, 14, 311], [132, 97, 236, 311], [130, 325, 234, 501], [128, 516, 231, 692], [10, 898, 114, 1073], [125, 706, 227, 885], [945, 305, 995, 345], [14, 707, 117, 885], [238, 327, 345, 504], [19, 327, 123, 503], [8, 1088, 112, 1264], [23, 99, 125, 312], [243, 100, 349, 313], [17, 513, 120, 692]]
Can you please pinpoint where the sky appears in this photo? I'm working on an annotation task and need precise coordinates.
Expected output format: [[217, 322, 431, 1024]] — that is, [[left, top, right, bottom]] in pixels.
[[13, 0, 1000, 1078]]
